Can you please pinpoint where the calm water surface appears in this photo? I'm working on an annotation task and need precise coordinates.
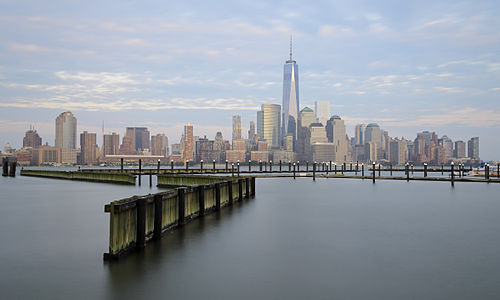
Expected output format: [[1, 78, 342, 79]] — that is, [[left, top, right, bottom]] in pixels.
[[1, 172, 499, 299]]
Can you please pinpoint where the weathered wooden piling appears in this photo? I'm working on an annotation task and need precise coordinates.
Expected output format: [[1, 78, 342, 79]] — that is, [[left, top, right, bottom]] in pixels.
[[289, 161, 292, 172], [238, 179, 243, 201], [485, 165, 490, 180], [356, 161, 359, 174], [213, 160, 216, 173], [390, 164, 393, 176], [120, 158, 124, 172], [313, 162, 316, 181], [237, 162, 240, 177], [297, 161, 300, 172], [245, 177, 250, 198], [178, 188, 186, 224], [200, 160, 204, 172], [279, 160, 282, 172], [259, 160, 262, 172], [378, 164, 381, 176], [424, 163, 428, 177], [149, 172, 152, 188], [293, 163, 296, 179], [198, 185, 205, 216], [451, 162, 455, 187], [225, 160, 228, 172], [153, 194, 162, 240], [350, 163, 353, 172], [228, 180, 233, 205], [136, 197, 147, 250], [251, 177, 256, 196], [498, 164, 500, 178], [215, 183, 221, 211], [270, 161, 273, 172], [185, 160, 189, 172], [334, 164, 337, 174], [138, 159, 142, 186], [411, 165, 414, 174], [372, 162, 376, 183], [361, 164, 364, 177], [441, 164, 444, 175], [248, 160, 251, 172], [306, 161, 309, 172], [157, 159, 160, 174], [171, 160, 174, 171], [231, 163, 234, 177], [9, 161, 16, 177], [1, 158, 8, 177], [406, 163, 409, 182]]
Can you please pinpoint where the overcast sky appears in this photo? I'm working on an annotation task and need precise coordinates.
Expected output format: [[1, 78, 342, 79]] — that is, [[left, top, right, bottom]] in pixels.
[[1, 0, 499, 159]]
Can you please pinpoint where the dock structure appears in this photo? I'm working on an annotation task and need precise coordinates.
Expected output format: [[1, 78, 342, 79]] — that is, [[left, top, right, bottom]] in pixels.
[[20, 169, 136, 184], [103, 175, 255, 260]]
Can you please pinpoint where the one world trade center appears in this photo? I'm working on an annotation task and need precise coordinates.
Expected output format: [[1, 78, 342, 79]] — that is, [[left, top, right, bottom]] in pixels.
[[282, 37, 299, 149]]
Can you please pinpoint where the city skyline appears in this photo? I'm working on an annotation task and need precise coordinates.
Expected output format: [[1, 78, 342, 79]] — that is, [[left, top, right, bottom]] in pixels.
[[1, 1, 500, 159]]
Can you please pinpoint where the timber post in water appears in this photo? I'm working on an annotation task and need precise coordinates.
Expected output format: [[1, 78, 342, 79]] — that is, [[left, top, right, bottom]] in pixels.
[[313, 162, 316, 181], [406, 163, 409, 182], [372, 162, 376, 184], [451, 162, 455, 187], [153, 194, 163, 240], [200, 160, 203, 172], [215, 183, 221, 211], [120, 158, 124, 172], [9, 160, 17, 177], [424, 163, 428, 177], [157, 159, 160, 174], [361, 164, 364, 177], [2, 157, 8, 177], [198, 185, 205, 216], [213, 160, 216, 173], [178, 187, 186, 225], [138, 159, 142, 186], [171, 160, 174, 171], [136, 197, 147, 250]]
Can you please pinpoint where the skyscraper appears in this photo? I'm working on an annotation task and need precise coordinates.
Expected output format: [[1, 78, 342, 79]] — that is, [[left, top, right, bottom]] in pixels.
[[248, 121, 255, 141], [125, 127, 150, 152], [55, 111, 77, 150], [315, 101, 330, 126], [103, 133, 120, 156], [257, 104, 281, 148], [325, 115, 348, 162], [80, 131, 97, 165], [23, 126, 42, 148], [183, 123, 194, 162], [232, 115, 242, 141], [454, 141, 466, 158], [364, 123, 381, 145], [355, 124, 366, 145], [468, 137, 479, 160], [282, 37, 299, 147], [151, 134, 168, 156]]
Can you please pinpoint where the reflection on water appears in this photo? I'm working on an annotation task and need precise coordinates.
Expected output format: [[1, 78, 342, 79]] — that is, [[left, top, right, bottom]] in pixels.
[[1, 174, 500, 299]]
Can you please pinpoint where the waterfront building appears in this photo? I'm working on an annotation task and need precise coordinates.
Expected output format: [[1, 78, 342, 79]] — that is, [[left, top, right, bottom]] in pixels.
[[272, 149, 296, 163], [23, 126, 42, 148], [119, 136, 134, 155], [195, 137, 214, 162], [282, 38, 299, 147], [312, 143, 335, 163], [454, 141, 466, 158], [183, 124, 194, 162], [439, 136, 453, 161], [232, 115, 242, 141], [364, 123, 381, 146], [296, 107, 315, 161], [80, 131, 97, 165], [55, 111, 77, 150], [468, 137, 479, 160], [32, 145, 59, 165], [103, 133, 120, 156], [389, 138, 408, 165], [365, 141, 378, 162], [257, 104, 281, 148], [314, 101, 330, 126]]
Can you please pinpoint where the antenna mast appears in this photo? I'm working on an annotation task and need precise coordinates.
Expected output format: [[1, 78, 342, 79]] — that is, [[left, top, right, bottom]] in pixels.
[[289, 35, 293, 61]]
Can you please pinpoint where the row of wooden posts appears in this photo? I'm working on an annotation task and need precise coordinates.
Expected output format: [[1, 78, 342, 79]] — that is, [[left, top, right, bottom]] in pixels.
[[1, 158, 16, 177]]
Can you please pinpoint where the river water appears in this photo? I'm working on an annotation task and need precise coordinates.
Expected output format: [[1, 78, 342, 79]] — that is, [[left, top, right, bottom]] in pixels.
[[1, 171, 499, 299]]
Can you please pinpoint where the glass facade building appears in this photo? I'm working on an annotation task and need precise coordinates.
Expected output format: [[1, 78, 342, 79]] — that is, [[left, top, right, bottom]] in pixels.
[[282, 42, 299, 148], [257, 104, 281, 148]]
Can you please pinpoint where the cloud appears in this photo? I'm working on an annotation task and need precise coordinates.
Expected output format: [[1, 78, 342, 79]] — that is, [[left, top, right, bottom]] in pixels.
[[318, 25, 357, 38], [9, 43, 51, 53]]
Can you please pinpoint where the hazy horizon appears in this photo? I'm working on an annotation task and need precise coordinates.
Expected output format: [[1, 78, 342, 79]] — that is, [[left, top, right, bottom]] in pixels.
[[1, 0, 499, 159]]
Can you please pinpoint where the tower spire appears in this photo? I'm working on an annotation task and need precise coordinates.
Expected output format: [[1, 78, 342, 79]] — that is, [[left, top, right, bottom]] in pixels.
[[289, 35, 293, 61]]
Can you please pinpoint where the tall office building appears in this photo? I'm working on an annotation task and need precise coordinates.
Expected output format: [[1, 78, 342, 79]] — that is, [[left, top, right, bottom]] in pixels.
[[282, 38, 299, 147], [309, 123, 328, 144], [299, 107, 316, 128], [257, 104, 281, 148], [103, 133, 120, 156], [183, 124, 194, 162], [151, 134, 168, 156], [232, 115, 242, 141], [55, 111, 77, 150], [315, 101, 330, 126], [80, 131, 97, 165], [439, 136, 453, 160], [389, 138, 408, 165], [364, 123, 381, 145], [354, 124, 366, 145], [454, 141, 466, 158], [468, 137, 479, 160], [125, 127, 150, 152], [23, 126, 42, 148], [248, 121, 256, 140], [325, 115, 347, 162]]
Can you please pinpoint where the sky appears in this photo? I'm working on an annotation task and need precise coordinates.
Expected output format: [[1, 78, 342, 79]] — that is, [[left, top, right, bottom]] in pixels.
[[0, 0, 499, 159]]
